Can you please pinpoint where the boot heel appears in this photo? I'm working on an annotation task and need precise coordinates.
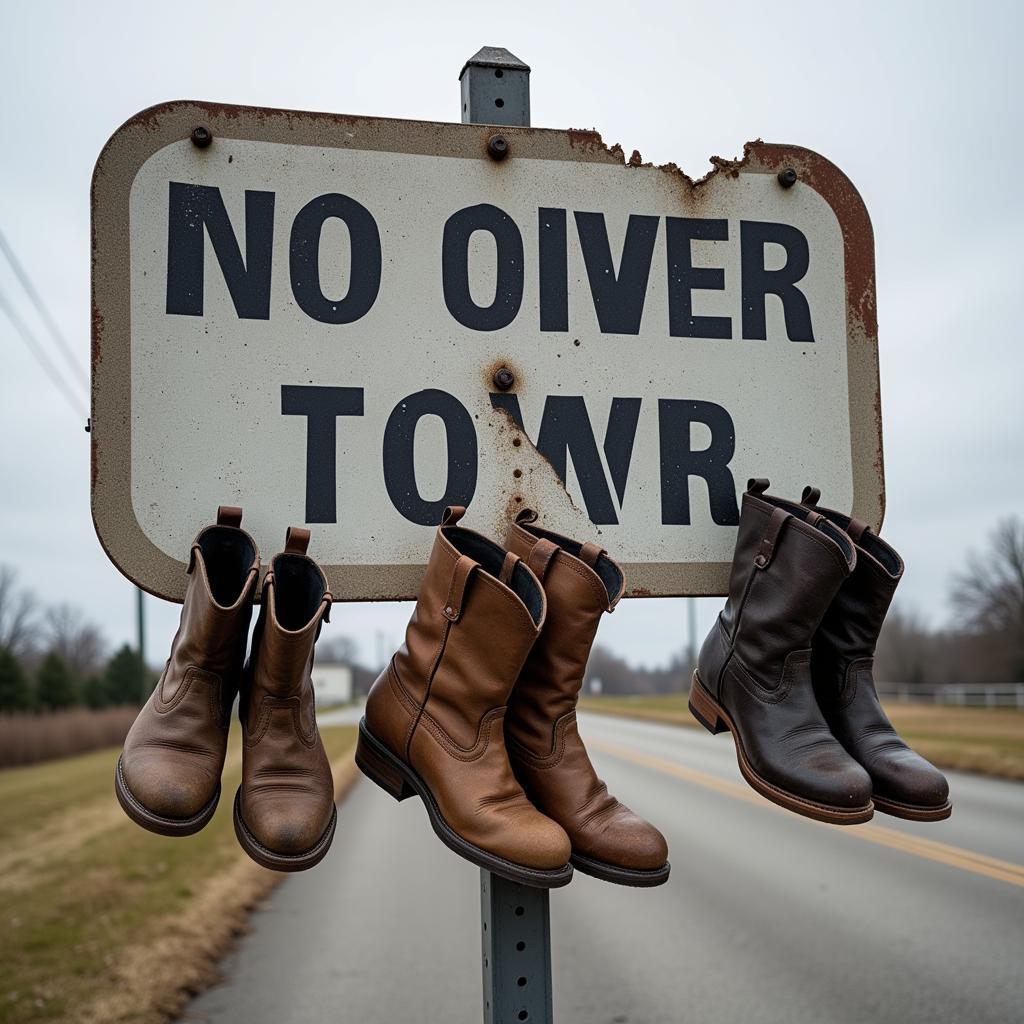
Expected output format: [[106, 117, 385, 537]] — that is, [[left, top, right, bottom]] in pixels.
[[356, 725, 414, 802], [689, 674, 727, 735]]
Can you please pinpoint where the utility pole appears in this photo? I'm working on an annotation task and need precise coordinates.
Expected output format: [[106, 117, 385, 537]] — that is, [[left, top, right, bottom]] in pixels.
[[688, 598, 698, 677], [136, 587, 147, 699]]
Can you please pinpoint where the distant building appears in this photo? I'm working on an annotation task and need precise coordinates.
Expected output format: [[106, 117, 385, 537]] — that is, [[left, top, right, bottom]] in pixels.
[[310, 662, 354, 707]]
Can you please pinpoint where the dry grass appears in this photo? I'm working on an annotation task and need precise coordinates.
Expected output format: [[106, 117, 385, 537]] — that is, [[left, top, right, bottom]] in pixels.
[[580, 694, 1024, 780], [0, 722, 359, 1024], [883, 704, 1024, 781], [0, 708, 139, 769]]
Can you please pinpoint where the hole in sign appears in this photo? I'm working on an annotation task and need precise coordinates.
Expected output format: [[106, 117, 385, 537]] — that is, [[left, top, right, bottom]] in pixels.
[[495, 98, 505, 108]]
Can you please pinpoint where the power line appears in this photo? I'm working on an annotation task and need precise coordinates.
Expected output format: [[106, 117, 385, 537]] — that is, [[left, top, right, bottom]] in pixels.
[[0, 284, 87, 423], [0, 226, 88, 389]]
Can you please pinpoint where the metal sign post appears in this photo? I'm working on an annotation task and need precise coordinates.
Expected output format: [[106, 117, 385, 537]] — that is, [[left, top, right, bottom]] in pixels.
[[480, 868, 553, 1024], [461, 47, 554, 1024]]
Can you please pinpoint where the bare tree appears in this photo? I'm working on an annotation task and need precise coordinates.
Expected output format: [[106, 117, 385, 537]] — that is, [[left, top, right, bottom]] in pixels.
[[875, 605, 935, 685], [0, 566, 38, 657], [317, 634, 361, 666], [43, 603, 107, 681], [952, 516, 1024, 680]]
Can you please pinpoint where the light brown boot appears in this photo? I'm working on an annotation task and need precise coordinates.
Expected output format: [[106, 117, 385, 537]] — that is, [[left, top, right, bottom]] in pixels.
[[234, 528, 336, 872], [116, 507, 259, 836], [504, 510, 670, 887], [357, 506, 573, 888]]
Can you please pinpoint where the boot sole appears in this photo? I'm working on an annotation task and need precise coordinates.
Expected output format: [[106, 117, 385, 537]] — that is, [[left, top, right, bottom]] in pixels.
[[872, 794, 952, 821], [114, 755, 220, 837], [355, 719, 573, 889], [232, 789, 337, 872], [570, 851, 671, 888], [688, 674, 875, 826]]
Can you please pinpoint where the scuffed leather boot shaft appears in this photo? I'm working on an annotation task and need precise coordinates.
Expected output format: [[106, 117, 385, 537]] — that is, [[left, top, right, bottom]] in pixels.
[[693, 480, 874, 824], [504, 511, 669, 886], [802, 489, 951, 820], [234, 528, 336, 871], [116, 507, 258, 835], [359, 506, 573, 888]]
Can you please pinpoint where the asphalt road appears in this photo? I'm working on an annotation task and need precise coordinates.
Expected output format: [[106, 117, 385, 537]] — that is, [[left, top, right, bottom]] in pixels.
[[186, 709, 1024, 1024]]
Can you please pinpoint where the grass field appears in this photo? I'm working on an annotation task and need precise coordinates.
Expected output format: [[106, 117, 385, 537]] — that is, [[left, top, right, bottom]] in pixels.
[[0, 723, 358, 1024], [580, 694, 1024, 780]]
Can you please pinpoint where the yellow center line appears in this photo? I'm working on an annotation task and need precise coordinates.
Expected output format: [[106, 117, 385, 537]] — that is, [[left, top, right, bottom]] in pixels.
[[588, 738, 1024, 889]]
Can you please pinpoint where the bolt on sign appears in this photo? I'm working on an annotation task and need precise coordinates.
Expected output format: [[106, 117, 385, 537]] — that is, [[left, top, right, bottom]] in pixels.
[[91, 101, 883, 602]]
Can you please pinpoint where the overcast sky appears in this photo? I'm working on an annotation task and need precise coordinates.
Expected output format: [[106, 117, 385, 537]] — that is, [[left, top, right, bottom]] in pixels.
[[1, 1, 1021, 671]]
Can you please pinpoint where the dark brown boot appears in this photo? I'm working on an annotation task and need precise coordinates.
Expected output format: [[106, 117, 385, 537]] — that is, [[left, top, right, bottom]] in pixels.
[[504, 511, 670, 887], [234, 528, 336, 871], [116, 507, 259, 836], [357, 507, 573, 888], [691, 479, 874, 824], [801, 488, 952, 821]]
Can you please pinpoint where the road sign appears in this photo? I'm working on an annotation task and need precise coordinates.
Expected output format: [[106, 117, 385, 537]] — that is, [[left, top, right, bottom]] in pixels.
[[91, 100, 882, 602]]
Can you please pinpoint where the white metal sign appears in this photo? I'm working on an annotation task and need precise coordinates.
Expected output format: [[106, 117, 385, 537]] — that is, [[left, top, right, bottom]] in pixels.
[[92, 102, 882, 601]]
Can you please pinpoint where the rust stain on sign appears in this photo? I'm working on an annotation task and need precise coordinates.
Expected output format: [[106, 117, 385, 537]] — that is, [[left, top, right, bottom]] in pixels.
[[483, 404, 592, 544]]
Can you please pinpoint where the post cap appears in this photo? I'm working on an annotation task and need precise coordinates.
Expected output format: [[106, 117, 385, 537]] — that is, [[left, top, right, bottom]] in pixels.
[[460, 46, 530, 79]]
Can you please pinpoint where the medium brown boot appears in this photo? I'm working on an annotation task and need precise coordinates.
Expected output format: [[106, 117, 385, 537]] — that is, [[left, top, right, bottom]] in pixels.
[[116, 507, 259, 836], [357, 506, 573, 888], [504, 511, 670, 887], [691, 479, 874, 824], [234, 528, 336, 871], [801, 488, 952, 820]]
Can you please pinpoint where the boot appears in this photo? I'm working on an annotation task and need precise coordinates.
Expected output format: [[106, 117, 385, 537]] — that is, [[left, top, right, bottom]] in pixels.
[[691, 479, 874, 824], [234, 527, 336, 871], [357, 507, 573, 888], [504, 510, 670, 886], [116, 507, 258, 836], [801, 488, 951, 820]]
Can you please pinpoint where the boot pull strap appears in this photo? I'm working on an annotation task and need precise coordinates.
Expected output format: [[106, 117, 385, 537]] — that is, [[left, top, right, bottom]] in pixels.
[[284, 527, 310, 555], [802, 487, 869, 542], [747, 478, 770, 496], [526, 538, 559, 581], [847, 517, 869, 543], [217, 505, 243, 527], [441, 506, 466, 528], [754, 507, 791, 569], [442, 554, 477, 622], [498, 550, 520, 586], [578, 542, 604, 568], [189, 506, 243, 572]]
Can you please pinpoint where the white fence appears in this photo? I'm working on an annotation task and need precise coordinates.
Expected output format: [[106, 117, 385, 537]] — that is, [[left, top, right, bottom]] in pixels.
[[878, 683, 1024, 709]]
